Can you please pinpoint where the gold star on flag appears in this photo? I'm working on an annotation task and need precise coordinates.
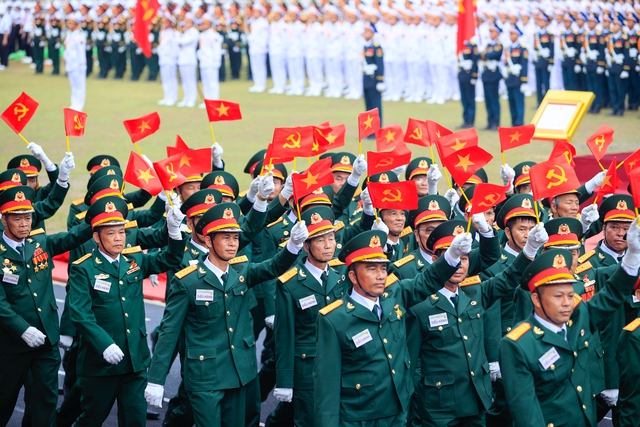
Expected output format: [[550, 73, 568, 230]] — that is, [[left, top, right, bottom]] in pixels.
[[363, 115, 374, 130], [630, 159, 638, 170], [180, 153, 193, 167], [509, 131, 522, 143], [455, 154, 475, 172], [136, 168, 155, 184], [301, 172, 319, 189], [216, 103, 230, 117], [452, 139, 467, 151], [601, 175, 612, 188], [384, 130, 396, 143], [326, 133, 337, 144], [138, 120, 151, 133]]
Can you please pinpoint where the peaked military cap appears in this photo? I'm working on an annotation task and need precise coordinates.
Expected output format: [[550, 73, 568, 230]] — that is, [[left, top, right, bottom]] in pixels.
[[302, 206, 336, 239], [598, 194, 635, 223], [86, 155, 120, 173], [338, 230, 389, 266], [426, 220, 475, 252], [7, 155, 41, 176], [405, 157, 432, 180], [496, 194, 537, 229], [522, 249, 575, 292], [362, 171, 399, 190], [409, 195, 451, 227], [0, 169, 27, 192], [201, 171, 239, 200], [180, 189, 223, 219], [195, 202, 243, 236], [254, 160, 288, 182], [85, 196, 129, 229], [0, 185, 35, 214], [513, 161, 536, 189], [330, 152, 356, 173], [86, 165, 123, 190], [85, 175, 124, 206], [244, 149, 267, 176]]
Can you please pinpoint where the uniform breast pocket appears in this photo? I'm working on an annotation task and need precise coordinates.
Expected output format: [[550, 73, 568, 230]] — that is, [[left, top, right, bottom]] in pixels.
[[346, 328, 377, 355], [387, 311, 406, 342], [232, 284, 248, 313], [538, 354, 566, 394], [126, 273, 143, 299], [50, 299, 60, 331], [425, 315, 456, 349], [467, 307, 485, 337], [195, 299, 219, 321], [185, 346, 217, 384]]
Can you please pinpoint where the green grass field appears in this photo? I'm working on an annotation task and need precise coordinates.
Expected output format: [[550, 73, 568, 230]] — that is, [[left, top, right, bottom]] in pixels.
[[1, 60, 638, 233]]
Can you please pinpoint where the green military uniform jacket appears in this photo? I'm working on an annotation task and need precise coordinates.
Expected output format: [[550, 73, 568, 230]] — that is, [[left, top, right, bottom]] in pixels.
[[313, 255, 460, 426], [500, 265, 637, 427], [0, 224, 92, 353], [0, 181, 69, 233], [68, 237, 185, 376], [616, 316, 640, 427], [147, 246, 299, 391]]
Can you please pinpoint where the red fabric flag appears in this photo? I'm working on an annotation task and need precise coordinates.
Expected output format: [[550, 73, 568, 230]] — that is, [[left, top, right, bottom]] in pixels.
[[291, 157, 334, 200], [175, 148, 213, 178], [586, 124, 615, 162], [629, 168, 640, 209], [368, 180, 419, 210], [167, 135, 190, 156], [123, 151, 163, 196], [469, 183, 509, 215], [442, 145, 493, 187], [204, 100, 242, 122], [133, 0, 160, 58], [2, 92, 38, 134], [457, 0, 476, 53], [498, 124, 535, 152], [436, 128, 479, 160], [404, 118, 430, 147], [368, 144, 412, 176], [123, 111, 161, 143], [426, 120, 452, 147], [549, 140, 576, 167], [311, 126, 331, 156], [270, 126, 316, 158], [264, 143, 295, 167], [153, 153, 188, 190], [529, 155, 581, 201], [595, 157, 621, 197], [623, 148, 640, 177], [375, 124, 404, 151], [63, 108, 87, 137], [358, 108, 380, 140], [314, 124, 346, 150]]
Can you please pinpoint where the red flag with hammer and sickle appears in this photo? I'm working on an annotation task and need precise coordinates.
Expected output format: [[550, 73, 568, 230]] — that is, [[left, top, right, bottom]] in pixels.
[[436, 128, 479, 161], [133, 0, 161, 58], [314, 123, 346, 149], [153, 153, 187, 190], [586, 125, 614, 162], [2, 92, 39, 134], [63, 108, 87, 137], [595, 157, 621, 197], [368, 180, 419, 210], [271, 126, 316, 158], [628, 168, 640, 209], [367, 144, 412, 176], [123, 151, 163, 196], [291, 157, 334, 201], [375, 124, 404, 151], [549, 140, 576, 167], [498, 124, 535, 152], [358, 108, 380, 140], [404, 118, 430, 147], [426, 120, 452, 147], [469, 183, 509, 215], [123, 111, 161, 143], [529, 155, 581, 201], [623, 148, 640, 178]]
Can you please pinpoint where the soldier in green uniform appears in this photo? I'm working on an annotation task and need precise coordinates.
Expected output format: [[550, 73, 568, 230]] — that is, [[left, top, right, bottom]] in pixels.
[[499, 227, 640, 427], [404, 157, 442, 198], [68, 196, 186, 426], [145, 203, 309, 426], [227, 15, 243, 79], [31, 14, 47, 73], [216, 20, 229, 82], [129, 29, 146, 81], [0, 185, 92, 426], [616, 304, 640, 427], [146, 16, 161, 81], [48, 14, 62, 75]]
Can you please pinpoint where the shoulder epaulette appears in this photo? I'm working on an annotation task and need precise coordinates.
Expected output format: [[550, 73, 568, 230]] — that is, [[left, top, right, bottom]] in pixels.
[[72, 253, 92, 265], [399, 226, 413, 239], [267, 217, 284, 228], [573, 293, 582, 308], [29, 228, 45, 236], [229, 255, 248, 265], [506, 322, 531, 341], [278, 267, 298, 283], [124, 220, 138, 229], [578, 250, 595, 264], [319, 299, 344, 315], [353, 187, 362, 199], [175, 264, 197, 279], [328, 258, 345, 267], [72, 197, 84, 206], [75, 211, 87, 220], [372, 41, 379, 47], [121, 246, 142, 254], [385, 273, 398, 288], [334, 221, 345, 231], [349, 217, 362, 226], [460, 275, 481, 287], [279, 239, 288, 247], [575, 261, 593, 275], [127, 203, 134, 210], [623, 318, 640, 332], [393, 254, 415, 268]]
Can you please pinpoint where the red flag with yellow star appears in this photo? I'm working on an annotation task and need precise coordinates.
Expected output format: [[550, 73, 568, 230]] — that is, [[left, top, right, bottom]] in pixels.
[[426, 120, 452, 147], [358, 108, 380, 140], [469, 183, 509, 215], [63, 108, 87, 137], [628, 168, 640, 209], [314, 123, 346, 149], [133, 0, 160, 58], [153, 153, 188, 190], [368, 144, 412, 176], [442, 145, 493, 187], [404, 118, 430, 147], [375, 124, 404, 151], [436, 128, 479, 161], [498, 124, 535, 152], [529, 155, 581, 201], [204, 100, 242, 122], [271, 126, 316, 158], [123, 151, 163, 196], [586, 125, 614, 162], [368, 180, 419, 210], [549, 140, 576, 167], [123, 111, 161, 143], [595, 157, 621, 197], [2, 92, 39, 134], [624, 148, 640, 177], [167, 135, 190, 156], [174, 148, 213, 179], [291, 157, 334, 200]]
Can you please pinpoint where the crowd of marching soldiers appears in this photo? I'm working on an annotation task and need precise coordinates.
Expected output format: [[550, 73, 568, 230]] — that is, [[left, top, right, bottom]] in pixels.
[[3, 136, 640, 427]]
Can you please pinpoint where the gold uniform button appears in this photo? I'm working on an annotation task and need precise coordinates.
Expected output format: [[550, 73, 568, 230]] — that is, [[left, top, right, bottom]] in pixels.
[[463, 335, 468, 340], [383, 338, 388, 344], [572, 369, 575, 373], [301, 354, 306, 359], [388, 354, 393, 359], [506, 327, 512, 332], [28, 279, 31, 283], [582, 405, 587, 410], [438, 326, 443, 331], [467, 353, 472, 358], [227, 311, 231, 316], [205, 302, 209, 306], [356, 384, 361, 390], [231, 345, 235, 349], [577, 386, 582, 392], [225, 293, 228, 298], [436, 382, 442, 387], [33, 293, 37, 297], [37, 308, 41, 312], [470, 371, 475, 376], [326, 296, 330, 301], [548, 424, 554, 427], [477, 313, 481, 318], [122, 297, 126, 301], [199, 355, 204, 361], [229, 328, 233, 332], [458, 318, 462, 323], [550, 364, 555, 370], [125, 313, 129, 317], [573, 351, 578, 357], [119, 280, 123, 285], [379, 324, 382, 329], [584, 341, 589, 347], [27, 264, 30, 268], [126, 329, 130, 333]]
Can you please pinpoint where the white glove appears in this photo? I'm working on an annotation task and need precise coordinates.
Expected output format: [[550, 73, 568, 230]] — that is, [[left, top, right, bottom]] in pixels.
[[520, 83, 528, 94], [501, 68, 509, 80], [149, 274, 160, 287], [540, 47, 550, 58], [547, 64, 553, 73], [103, 343, 125, 364], [363, 63, 377, 75], [273, 388, 293, 403], [605, 70, 610, 77], [486, 61, 497, 72], [57, 152, 75, 182], [574, 64, 582, 74], [596, 66, 605, 74], [211, 142, 224, 169], [585, 170, 606, 194], [21, 326, 46, 348], [630, 48, 638, 58], [579, 51, 587, 64], [461, 59, 473, 71], [614, 53, 624, 65], [350, 154, 367, 182], [265, 315, 275, 329], [446, 233, 473, 263], [27, 142, 55, 170], [472, 213, 492, 235], [500, 164, 515, 193], [145, 383, 165, 408], [361, 188, 374, 215], [280, 172, 295, 201], [289, 220, 309, 247], [588, 50, 599, 60], [511, 64, 522, 76], [622, 219, 640, 271], [579, 204, 599, 233], [565, 47, 577, 58], [620, 71, 629, 79], [166, 205, 186, 240], [375, 82, 386, 92], [444, 189, 460, 211], [141, 154, 154, 168], [246, 176, 261, 202], [59, 335, 74, 351], [258, 173, 275, 200], [427, 164, 442, 195], [522, 223, 548, 259], [636, 65, 640, 73], [489, 361, 502, 381], [391, 165, 406, 179], [371, 217, 390, 234], [601, 389, 619, 406], [470, 78, 477, 85]]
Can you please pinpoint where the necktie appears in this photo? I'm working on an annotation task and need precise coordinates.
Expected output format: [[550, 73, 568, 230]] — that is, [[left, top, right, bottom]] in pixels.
[[16, 244, 25, 260], [450, 295, 459, 308], [220, 273, 228, 288], [557, 330, 566, 341], [320, 272, 328, 288], [112, 259, 119, 271], [372, 305, 380, 321]]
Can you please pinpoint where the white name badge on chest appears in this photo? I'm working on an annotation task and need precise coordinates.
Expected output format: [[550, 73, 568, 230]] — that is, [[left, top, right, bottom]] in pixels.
[[352, 329, 373, 348], [94, 279, 112, 293], [2, 273, 19, 285], [539, 347, 561, 370], [429, 312, 449, 328], [299, 295, 318, 310], [196, 289, 214, 302]]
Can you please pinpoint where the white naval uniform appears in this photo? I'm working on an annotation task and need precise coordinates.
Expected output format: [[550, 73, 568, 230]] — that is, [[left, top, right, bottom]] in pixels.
[[63, 27, 87, 111], [343, 20, 364, 99], [444, 22, 460, 101], [247, 16, 269, 92], [305, 20, 325, 96], [269, 17, 288, 93], [197, 28, 223, 102], [286, 19, 306, 95], [177, 26, 199, 107], [324, 20, 344, 98], [158, 28, 179, 105]]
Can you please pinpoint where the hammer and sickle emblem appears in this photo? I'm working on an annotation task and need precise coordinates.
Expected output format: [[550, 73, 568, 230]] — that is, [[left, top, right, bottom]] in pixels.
[[283, 132, 301, 149], [409, 127, 423, 141], [563, 151, 572, 165], [477, 193, 499, 207], [73, 114, 83, 130], [546, 166, 567, 189], [165, 162, 178, 182], [312, 140, 319, 152], [13, 103, 28, 121], [141, 1, 155, 20], [375, 157, 393, 168], [594, 135, 606, 152], [381, 189, 402, 203]]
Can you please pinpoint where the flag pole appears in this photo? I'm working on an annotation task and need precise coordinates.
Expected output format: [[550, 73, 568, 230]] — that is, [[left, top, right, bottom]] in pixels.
[[65, 136, 71, 153], [164, 190, 175, 208], [358, 140, 362, 156], [429, 145, 436, 164], [466, 215, 473, 234], [636, 207, 639, 226], [208, 122, 217, 144], [133, 142, 143, 156], [293, 158, 297, 171], [533, 199, 540, 224], [616, 161, 625, 170], [501, 151, 506, 166], [133, 141, 174, 208], [17, 133, 29, 145], [307, 157, 313, 166], [597, 160, 605, 171]]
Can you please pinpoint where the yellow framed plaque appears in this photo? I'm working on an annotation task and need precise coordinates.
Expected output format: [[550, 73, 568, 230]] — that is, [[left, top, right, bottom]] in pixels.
[[530, 90, 595, 141]]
